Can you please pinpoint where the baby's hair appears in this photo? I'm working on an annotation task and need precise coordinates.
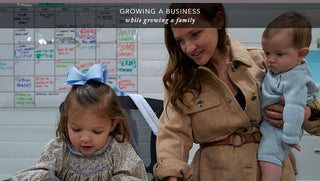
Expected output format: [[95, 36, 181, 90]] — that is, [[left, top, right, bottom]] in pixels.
[[56, 80, 130, 144], [262, 11, 312, 49]]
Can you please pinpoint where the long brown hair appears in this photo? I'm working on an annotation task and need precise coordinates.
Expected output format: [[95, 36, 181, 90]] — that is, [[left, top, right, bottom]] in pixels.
[[56, 80, 130, 144], [163, 3, 228, 111]]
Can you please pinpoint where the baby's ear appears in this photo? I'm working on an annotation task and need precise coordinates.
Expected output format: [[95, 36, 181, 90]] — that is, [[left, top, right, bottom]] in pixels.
[[298, 47, 310, 61], [111, 119, 120, 131]]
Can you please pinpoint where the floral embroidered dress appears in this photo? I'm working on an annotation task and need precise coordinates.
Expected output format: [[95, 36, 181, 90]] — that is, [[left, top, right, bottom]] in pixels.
[[10, 137, 148, 181]]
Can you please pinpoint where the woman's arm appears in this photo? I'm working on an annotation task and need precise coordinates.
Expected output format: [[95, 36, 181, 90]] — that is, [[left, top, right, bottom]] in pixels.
[[302, 98, 320, 135], [153, 93, 194, 181]]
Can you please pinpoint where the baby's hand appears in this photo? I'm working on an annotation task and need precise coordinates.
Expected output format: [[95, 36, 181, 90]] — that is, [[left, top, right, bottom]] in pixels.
[[286, 143, 301, 151]]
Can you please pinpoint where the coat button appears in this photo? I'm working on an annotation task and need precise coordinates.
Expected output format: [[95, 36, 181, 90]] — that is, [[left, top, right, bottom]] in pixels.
[[197, 100, 204, 107], [251, 95, 257, 101]]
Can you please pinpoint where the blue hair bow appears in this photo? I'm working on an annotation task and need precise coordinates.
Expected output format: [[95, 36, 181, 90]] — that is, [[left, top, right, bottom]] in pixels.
[[66, 64, 108, 85]]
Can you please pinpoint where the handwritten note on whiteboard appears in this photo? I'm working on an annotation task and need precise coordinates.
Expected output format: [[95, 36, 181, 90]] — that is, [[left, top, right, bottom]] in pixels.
[[0, 4, 140, 108]]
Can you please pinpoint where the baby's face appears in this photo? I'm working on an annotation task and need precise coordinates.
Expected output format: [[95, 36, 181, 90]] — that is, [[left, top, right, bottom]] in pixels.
[[67, 102, 117, 155], [262, 29, 301, 74]]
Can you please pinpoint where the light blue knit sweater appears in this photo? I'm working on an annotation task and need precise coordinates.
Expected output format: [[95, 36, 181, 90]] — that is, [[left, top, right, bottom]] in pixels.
[[258, 60, 319, 165]]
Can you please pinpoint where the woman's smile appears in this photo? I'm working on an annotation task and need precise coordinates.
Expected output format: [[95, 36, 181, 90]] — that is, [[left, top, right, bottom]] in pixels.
[[191, 50, 203, 59]]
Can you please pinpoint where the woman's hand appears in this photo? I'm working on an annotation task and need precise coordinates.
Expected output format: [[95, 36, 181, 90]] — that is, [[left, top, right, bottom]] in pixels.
[[264, 98, 285, 128], [304, 106, 311, 122], [264, 97, 312, 128]]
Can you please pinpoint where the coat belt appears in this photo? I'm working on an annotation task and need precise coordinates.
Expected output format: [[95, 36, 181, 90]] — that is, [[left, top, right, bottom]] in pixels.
[[200, 131, 261, 148]]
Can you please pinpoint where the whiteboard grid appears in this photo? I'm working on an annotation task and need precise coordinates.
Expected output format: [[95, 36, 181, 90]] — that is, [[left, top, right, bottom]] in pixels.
[[0, 4, 140, 108]]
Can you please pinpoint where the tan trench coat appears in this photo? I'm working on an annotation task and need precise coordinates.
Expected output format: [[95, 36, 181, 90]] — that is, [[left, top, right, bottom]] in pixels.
[[154, 35, 320, 181]]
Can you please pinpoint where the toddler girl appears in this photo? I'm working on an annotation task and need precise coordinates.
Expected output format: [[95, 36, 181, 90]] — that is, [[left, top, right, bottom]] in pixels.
[[10, 64, 147, 180]]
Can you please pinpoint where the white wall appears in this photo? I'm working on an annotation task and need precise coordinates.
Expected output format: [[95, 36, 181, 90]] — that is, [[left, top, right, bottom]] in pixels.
[[0, 109, 59, 179], [139, 28, 168, 99]]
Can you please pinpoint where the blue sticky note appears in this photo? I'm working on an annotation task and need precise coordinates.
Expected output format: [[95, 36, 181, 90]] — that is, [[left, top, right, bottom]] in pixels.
[[305, 50, 320, 83]]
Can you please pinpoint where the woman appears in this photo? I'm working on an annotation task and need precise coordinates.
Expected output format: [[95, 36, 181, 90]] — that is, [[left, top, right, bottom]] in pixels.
[[153, 3, 320, 181]]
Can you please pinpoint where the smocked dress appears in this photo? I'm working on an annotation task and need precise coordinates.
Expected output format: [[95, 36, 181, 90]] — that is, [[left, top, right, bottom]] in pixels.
[[10, 137, 148, 181]]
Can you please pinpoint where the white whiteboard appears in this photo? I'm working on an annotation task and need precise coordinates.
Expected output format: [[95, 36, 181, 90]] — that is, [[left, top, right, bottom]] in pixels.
[[0, 4, 141, 108]]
